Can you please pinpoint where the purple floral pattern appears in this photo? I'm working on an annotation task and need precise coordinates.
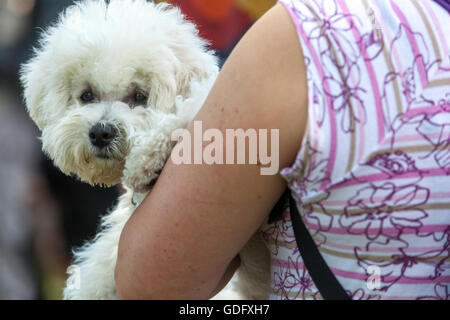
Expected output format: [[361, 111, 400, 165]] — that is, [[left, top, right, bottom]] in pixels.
[[262, 0, 450, 300]]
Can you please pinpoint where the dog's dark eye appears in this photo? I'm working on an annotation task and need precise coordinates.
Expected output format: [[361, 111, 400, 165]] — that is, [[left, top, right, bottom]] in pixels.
[[134, 91, 147, 104], [80, 90, 94, 103]]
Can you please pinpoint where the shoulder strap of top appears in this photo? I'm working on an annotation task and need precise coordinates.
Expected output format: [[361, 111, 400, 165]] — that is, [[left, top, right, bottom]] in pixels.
[[288, 191, 351, 300], [433, 0, 450, 13]]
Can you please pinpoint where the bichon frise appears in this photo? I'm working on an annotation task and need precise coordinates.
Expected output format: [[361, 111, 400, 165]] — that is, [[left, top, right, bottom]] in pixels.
[[21, 0, 270, 300]]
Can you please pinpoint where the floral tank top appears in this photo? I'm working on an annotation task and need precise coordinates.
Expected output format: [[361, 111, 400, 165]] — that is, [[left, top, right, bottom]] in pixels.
[[261, 0, 450, 299]]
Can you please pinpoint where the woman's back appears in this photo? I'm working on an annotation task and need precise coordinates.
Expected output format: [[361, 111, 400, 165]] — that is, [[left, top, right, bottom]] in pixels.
[[263, 0, 450, 300]]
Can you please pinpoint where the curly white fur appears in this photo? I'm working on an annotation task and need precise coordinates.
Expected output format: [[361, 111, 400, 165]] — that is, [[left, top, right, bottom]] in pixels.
[[21, 0, 270, 300]]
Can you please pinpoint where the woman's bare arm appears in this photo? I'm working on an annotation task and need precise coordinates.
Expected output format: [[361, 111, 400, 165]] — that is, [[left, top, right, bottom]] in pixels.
[[115, 3, 308, 299]]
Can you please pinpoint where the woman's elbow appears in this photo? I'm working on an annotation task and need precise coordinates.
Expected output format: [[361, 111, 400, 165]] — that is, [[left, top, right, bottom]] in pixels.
[[114, 228, 215, 300], [115, 255, 211, 300], [114, 227, 161, 299], [114, 232, 141, 299], [114, 266, 137, 299]]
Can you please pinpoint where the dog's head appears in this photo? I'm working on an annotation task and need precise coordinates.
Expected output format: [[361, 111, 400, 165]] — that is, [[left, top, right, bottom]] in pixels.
[[21, 0, 217, 187]]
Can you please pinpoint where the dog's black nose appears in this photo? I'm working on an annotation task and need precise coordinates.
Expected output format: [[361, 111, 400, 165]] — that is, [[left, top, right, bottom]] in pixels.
[[89, 123, 117, 149]]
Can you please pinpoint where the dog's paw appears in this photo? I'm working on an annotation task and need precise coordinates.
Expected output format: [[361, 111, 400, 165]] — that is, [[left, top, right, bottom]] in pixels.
[[122, 136, 174, 193], [121, 109, 191, 193], [124, 162, 162, 193]]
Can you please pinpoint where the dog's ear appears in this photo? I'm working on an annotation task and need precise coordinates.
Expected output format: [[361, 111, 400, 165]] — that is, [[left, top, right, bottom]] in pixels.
[[151, 2, 219, 107], [147, 57, 218, 113], [175, 59, 218, 99], [20, 58, 50, 130], [20, 2, 80, 130], [147, 73, 178, 113], [21, 50, 73, 131]]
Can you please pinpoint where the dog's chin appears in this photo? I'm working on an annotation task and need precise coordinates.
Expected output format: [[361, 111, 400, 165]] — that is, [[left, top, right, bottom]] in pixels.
[[75, 156, 125, 187]]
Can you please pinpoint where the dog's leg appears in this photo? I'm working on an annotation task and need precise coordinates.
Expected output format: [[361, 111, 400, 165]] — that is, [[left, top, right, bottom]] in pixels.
[[63, 188, 136, 300]]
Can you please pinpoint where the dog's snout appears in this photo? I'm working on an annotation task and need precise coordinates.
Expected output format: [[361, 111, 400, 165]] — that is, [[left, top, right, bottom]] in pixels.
[[89, 123, 117, 149]]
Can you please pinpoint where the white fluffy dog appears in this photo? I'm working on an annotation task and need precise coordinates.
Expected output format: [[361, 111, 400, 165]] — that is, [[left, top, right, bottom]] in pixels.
[[21, 0, 270, 299]]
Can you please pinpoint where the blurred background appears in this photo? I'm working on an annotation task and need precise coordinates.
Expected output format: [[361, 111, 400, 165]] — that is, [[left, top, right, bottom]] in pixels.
[[0, 0, 275, 300]]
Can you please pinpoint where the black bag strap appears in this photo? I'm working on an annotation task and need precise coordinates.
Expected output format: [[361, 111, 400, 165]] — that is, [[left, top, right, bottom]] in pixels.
[[288, 191, 350, 300]]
